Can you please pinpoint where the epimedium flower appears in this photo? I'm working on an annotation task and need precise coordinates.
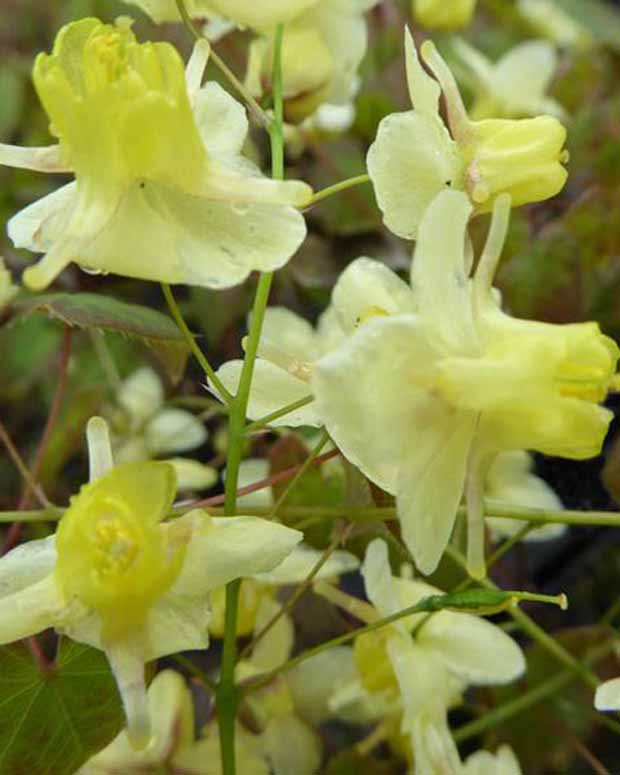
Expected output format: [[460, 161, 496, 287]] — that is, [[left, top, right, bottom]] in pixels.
[[1, 18, 311, 291], [212, 258, 416, 426], [413, 0, 477, 30], [485, 450, 567, 543], [0, 416, 302, 748], [312, 189, 619, 577], [367, 29, 568, 240], [108, 366, 216, 491], [453, 38, 567, 120], [244, 0, 380, 123], [327, 540, 525, 774]]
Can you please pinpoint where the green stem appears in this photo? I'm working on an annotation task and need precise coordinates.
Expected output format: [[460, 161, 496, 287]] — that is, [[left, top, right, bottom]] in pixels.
[[174, 0, 269, 128], [306, 174, 371, 207], [217, 26, 286, 775], [245, 395, 314, 433], [172, 654, 218, 693], [0, 507, 63, 523], [161, 283, 232, 404], [453, 639, 615, 743], [269, 429, 330, 518]]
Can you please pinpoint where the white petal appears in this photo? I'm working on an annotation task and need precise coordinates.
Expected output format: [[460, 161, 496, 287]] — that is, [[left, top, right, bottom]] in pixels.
[[288, 646, 361, 725], [492, 40, 557, 111], [169, 458, 218, 491], [253, 543, 359, 585], [419, 609, 526, 685], [0, 573, 66, 644], [361, 539, 406, 631], [7, 182, 76, 253], [144, 592, 210, 661], [186, 40, 211, 103], [313, 314, 438, 493], [463, 745, 522, 775], [106, 638, 150, 750], [232, 459, 273, 510], [117, 368, 164, 428], [595, 677, 620, 711], [411, 707, 462, 775], [367, 111, 460, 240], [250, 598, 294, 672], [258, 306, 319, 364], [214, 360, 319, 427], [404, 28, 441, 116], [0, 143, 70, 172], [74, 180, 307, 289], [87, 417, 114, 482], [412, 189, 478, 354], [193, 82, 248, 157], [262, 716, 322, 775], [330, 257, 416, 335], [171, 512, 303, 595], [145, 409, 207, 456], [0, 535, 56, 597], [397, 410, 477, 576]]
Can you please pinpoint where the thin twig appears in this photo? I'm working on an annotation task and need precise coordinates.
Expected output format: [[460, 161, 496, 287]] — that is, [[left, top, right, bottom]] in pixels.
[[0, 421, 50, 511]]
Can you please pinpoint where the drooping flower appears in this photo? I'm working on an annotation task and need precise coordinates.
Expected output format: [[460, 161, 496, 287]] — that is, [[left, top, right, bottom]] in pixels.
[[245, 0, 380, 123], [107, 367, 215, 491], [313, 190, 619, 576], [367, 30, 568, 239], [212, 258, 416, 426], [0, 417, 302, 747], [0, 257, 18, 310], [330, 540, 525, 774], [413, 0, 477, 30], [485, 450, 567, 543], [453, 38, 566, 120], [2, 18, 311, 291]]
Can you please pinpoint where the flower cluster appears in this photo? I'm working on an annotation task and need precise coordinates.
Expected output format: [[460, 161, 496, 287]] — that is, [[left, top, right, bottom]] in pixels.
[[0, 3, 618, 773]]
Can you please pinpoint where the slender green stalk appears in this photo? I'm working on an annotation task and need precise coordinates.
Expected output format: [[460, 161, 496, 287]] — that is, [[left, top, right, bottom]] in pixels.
[[0, 507, 63, 523], [216, 25, 286, 775], [486, 523, 536, 567], [245, 395, 314, 433], [453, 639, 615, 743], [306, 174, 371, 207], [174, 0, 269, 128], [172, 654, 218, 693], [269, 429, 330, 517], [161, 283, 232, 403]]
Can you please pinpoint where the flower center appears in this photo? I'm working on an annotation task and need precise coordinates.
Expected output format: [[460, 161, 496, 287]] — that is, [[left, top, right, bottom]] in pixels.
[[93, 515, 138, 576]]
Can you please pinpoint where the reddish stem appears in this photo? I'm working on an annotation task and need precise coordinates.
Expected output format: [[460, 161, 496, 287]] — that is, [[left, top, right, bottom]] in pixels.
[[192, 448, 341, 509]]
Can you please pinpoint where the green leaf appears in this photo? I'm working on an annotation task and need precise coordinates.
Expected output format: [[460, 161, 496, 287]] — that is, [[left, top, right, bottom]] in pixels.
[[0, 640, 124, 775], [14, 293, 190, 383]]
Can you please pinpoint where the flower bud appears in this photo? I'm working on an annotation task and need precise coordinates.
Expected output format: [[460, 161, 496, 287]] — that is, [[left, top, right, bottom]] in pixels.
[[413, 0, 477, 30], [463, 115, 569, 209]]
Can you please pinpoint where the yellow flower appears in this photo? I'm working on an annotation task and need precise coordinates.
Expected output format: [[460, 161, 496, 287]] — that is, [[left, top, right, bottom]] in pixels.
[[0, 417, 302, 748], [1, 18, 311, 291], [126, 0, 321, 28], [313, 190, 618, 577], [454, 38, 567, 120], [245, 1, 379, 123], [330, 540, 525, 772], [413, 0, 477, 30], [367, 30, 568, 239]]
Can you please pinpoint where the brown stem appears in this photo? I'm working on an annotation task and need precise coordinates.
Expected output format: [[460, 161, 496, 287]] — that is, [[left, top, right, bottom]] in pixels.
[[5, 326, 73, 553]]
